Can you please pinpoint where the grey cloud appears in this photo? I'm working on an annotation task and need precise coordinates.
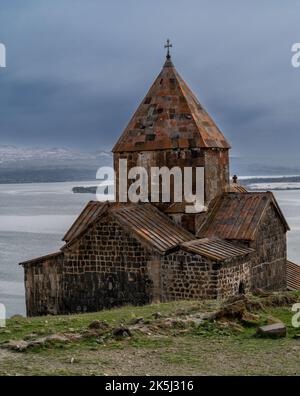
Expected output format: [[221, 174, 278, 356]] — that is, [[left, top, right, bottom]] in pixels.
[[0, 0, 299, 161]]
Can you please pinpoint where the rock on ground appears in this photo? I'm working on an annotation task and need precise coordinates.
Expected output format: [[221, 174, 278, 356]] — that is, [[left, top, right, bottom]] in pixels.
[[256, 323, 287, 338]]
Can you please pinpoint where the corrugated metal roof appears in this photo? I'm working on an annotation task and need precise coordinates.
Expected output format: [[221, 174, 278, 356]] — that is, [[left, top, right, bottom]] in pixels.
[[287, 260, 300, 291], [198, 192, 289, 241], [20, 252, 63, 267], [62, 202, 194, 253], [111, 203, 193, 253], [63, 201, 108, 243], [113, 57, 230, 152], [230, 183, 248, 193], [181, 238, 254, 261]]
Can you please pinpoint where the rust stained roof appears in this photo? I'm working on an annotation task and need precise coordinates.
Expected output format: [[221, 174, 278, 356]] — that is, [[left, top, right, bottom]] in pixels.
[[63, 201, 193, 254], [20, 252, 63, 267], [113, 57, 230, 152], [198, 192, 289, 241], [181, 238, 254, 262], [287, 261, 300, 291], [111, 203, 193, 253], [230, 183, 248, 193], [63, 201, 108, 243]]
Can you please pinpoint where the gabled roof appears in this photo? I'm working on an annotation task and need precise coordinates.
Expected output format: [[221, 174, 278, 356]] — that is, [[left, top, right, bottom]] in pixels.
[[113, 57, 230, 152], [287, 261, 300, 291], [197, 192, 289, 241], [181, 238, 254, 262], [111, 204, 193, 253], [63, 202, 193, 254], [63, 201, 108, 243]]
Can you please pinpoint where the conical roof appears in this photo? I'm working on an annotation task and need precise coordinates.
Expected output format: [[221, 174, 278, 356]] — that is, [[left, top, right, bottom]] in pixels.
[[113, 56, 230, 152]]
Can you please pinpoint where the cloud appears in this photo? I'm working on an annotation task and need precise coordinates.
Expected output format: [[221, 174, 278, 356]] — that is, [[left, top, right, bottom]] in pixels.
[[0, 0, 299, 161]]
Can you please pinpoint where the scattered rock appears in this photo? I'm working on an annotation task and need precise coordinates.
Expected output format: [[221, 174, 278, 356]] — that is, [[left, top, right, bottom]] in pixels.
[[112, 327, 131, 339], [189, 318, 204, 326], [129, 325, 152, 336], [256, 323, 287, 338], [264, 293, 298, 308], [60, 333, 82, 342], [219, 321, 244, 333], [193, 312, 218, 321], [24, 333, 38, 340], [3, 340, 29, 352], [152, 312, 162, 319], [216, 300, 246, 320], [129, 317, 144, 325], [175, 309, 188, 316], [88, 320, 109, 331], [1, 333, 82, 352], [241, 312, 260, 326], [266, 316, 283, 325]]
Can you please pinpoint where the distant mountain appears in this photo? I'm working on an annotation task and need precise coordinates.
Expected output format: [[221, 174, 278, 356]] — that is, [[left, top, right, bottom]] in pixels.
[[230, 156, 300, 177], [0, 145, 112, 167], [0, 145, 113, 183]]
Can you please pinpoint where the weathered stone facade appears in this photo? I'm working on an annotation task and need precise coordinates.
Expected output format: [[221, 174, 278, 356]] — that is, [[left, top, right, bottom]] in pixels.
[[161, 251, 256, 301], [24, 216, 153, 316], [248, 205, 287, 290], [62, 216, 151, 313], [22, 200, 286, 317], [24, 253, 64, 316], [114, 148, 229, 207], [23, 238, 255, 317]]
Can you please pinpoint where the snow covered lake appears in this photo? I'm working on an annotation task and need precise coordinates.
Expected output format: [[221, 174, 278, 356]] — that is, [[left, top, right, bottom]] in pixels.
[[0, 181, 300, 317]]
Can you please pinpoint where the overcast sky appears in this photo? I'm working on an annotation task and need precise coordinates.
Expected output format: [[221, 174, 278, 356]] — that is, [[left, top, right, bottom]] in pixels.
[[0, 1, 299, 163]]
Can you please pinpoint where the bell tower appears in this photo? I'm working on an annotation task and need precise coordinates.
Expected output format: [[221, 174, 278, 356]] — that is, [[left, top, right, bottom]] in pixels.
[[112, 41, 231, 230]]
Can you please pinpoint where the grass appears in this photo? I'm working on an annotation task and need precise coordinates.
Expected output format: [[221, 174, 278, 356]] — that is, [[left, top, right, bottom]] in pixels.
[[0, 294, 299, 376]]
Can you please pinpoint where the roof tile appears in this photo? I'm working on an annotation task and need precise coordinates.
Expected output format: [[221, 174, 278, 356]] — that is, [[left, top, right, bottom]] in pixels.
[[287, 260, 300, 290], [198, 192, 289, 241], [113, 58, 230, 152], [181, 237, 254, 261]]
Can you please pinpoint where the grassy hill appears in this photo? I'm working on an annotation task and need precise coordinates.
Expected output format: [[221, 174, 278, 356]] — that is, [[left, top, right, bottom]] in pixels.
[[0, 292, 300, 376]]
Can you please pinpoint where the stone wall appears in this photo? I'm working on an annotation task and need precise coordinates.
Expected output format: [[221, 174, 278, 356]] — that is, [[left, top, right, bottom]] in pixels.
[[24, 253, 64, 316], [161, 251, 218, 301], [204, 149, 230, 204], [24, 216, 153, 316], [23, 202, 287, 317], [62, 216, 152, 314], [114, 147, 229, 207], [160, 250, 254, 301], [249, 205, 287, 290], [216, 256, 253, 299]]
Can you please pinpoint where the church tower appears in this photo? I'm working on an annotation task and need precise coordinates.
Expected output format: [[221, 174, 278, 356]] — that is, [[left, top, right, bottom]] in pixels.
[[113, 41, 231, 230]]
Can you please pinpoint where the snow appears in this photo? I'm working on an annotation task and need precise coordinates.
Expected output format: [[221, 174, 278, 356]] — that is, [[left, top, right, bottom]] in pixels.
[[0, 145, 112, 165]]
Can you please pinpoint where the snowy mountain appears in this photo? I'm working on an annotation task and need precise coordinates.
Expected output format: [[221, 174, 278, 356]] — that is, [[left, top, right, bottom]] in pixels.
[[0, 145, 113, 183], [0, 145, 112, 166]]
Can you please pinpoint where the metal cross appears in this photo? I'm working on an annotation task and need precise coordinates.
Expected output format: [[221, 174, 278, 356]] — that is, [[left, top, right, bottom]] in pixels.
[[164, 39, 172, 59]]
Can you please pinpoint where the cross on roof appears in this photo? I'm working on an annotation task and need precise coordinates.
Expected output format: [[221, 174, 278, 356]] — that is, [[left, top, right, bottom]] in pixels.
[[164, 39, 172, 59]]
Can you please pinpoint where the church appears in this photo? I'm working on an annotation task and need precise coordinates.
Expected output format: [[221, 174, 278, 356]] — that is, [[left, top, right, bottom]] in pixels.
[[21, 43, 298, 316]]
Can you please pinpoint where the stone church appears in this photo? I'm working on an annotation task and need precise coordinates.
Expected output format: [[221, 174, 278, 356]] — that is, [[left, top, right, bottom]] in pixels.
[[21, 45, 298, 316]]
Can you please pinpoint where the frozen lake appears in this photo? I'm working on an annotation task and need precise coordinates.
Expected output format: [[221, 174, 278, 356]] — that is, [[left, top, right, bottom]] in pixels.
[[0, 182, 300, 317]]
